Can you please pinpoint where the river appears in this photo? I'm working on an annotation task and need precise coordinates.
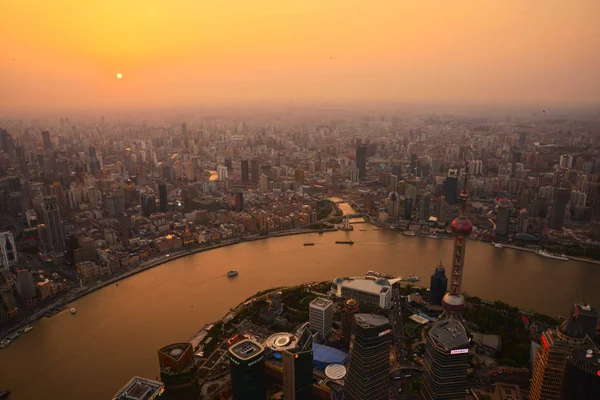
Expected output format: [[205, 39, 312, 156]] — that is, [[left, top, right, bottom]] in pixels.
[[1, 229, 599, 399]]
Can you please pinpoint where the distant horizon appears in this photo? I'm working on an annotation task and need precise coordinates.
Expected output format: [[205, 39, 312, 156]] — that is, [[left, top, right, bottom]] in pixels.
[[2, 1, 599, 115]]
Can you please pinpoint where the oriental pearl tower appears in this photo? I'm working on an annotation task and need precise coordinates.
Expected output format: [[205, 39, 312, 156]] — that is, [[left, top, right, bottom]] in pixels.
[[421, 163, 472, 400], [441, 163, 472, 318]]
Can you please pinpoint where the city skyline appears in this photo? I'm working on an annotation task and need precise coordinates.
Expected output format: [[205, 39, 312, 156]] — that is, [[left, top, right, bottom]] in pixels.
[[2, 1, 600, 113]]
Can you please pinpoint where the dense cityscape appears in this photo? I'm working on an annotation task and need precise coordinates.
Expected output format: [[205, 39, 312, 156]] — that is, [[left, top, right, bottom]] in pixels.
[[0, 109, 599, 399]]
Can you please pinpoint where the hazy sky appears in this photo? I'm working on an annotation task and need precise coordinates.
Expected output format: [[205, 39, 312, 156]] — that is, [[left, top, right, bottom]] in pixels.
[[1, 1, 599, 112]]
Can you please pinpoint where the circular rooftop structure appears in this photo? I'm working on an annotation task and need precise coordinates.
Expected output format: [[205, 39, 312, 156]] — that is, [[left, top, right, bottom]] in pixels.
[[169, 348, 183, 358], [442, 293, 465, 312], [265, 332, 298, 352], [325, 364, 347, 380], [333, 277, 344, 285], [345, 299, 358, 308], [559, 316, 586, 339]]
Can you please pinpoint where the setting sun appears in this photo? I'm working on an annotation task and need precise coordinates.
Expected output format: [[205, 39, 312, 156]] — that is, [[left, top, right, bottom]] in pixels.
[[116, 72, 122, 79]]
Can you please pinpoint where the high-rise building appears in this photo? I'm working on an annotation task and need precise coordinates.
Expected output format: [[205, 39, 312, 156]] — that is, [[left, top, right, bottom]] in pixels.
[[141, 194, 157, 217], [356, 145, 367, 179], [442, 177, 458, 205], [158, 183, 168, 212], [560, 346, 600, 400], [410, 153, 417, 174], [282, 323, 314, 400], [389, 174, 398, 193], [349, 167, 359, 183], [241, 159, 249, 184], [344, 314, 392, 400], [259, 174, 268, 193], [233, 192, 244, 212], [111, 376, 165, 400], [550, 188, 571, 230], [42, 196, 65, 252], [492, 383, 522, 400], [295, 168, 305, 185], [404, 197, 413, 220], [158, 342, 199, 390], [530, 316, 589, 400], [42, 130, 52, 152], [229, 339, 266, 400], [560, 154, 573, 169], [438, 195, 447, 224], [17, 269, 36, 304], [89, 147, 101, 174], [496, 203, 511, 237], [251, 159, 259, 184], [0, 231, 17, 273], [570, 303, 598, 338], [341, 298, 359, 348], [388, 192, 400, 220], [422, 164, 472, 400], [309, 297, 333, 341], [429, 262, 448, 306], [418, 194, 431, 221], [516, 208, 529, 234]]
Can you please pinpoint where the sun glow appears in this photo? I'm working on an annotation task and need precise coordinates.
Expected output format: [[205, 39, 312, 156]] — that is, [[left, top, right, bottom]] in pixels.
[[116, 73, 123, 79]]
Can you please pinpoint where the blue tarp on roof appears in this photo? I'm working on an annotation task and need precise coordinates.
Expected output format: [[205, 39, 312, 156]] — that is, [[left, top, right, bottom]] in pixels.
[[312, 343, 348, 370]]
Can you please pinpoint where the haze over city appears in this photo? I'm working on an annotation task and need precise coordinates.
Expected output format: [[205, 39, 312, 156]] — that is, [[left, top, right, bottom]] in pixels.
[[2, 0, 600, 114]]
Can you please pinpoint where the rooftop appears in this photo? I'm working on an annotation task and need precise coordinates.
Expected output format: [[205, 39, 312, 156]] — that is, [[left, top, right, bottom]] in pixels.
[[354, 313, 390, 329], [494, 383, 522, 400], [310, 297, 333, 310], [158, 342, 192, 361], [428, 319, 469, 351], [340, 277, 390, 295], [229, 339, 264, 360], [112, 376, 164, 400]]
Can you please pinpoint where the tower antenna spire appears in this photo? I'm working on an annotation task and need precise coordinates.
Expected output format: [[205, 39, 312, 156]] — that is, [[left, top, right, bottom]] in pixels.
[[459, 162, 469, 218]]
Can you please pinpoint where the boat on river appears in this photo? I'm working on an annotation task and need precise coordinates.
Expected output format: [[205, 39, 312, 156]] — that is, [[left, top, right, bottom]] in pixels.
[[23, 326, 33, 333], [405, 275, 420, 282], [494, 243, 503, 248], [335, 240, 354, 245], [536, 249, 569, 261], [303, 243, 315, 246], [403, 231, 417, 237], [227, 270, 239, 277], [70, 308, 77, 315]]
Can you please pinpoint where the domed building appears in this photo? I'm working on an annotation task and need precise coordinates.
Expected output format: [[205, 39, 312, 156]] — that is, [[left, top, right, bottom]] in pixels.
[[530, 315, 594, 400]]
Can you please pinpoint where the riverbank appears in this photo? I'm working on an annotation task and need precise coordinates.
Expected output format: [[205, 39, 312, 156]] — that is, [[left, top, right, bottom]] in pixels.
[[0, 228, 337, 338]]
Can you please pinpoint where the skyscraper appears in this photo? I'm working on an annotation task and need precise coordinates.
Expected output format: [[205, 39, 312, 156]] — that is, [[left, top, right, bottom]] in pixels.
[[442, 176, 458, 205], [570, 303, 598, 338], [282, 323, 314, 400], [438, 195, 447, 224], [250, 159, 259, 184], [309, 297, 333, 341], [89, 146, 101, 174], [422, 164, 472, 400], [496, 203, 511, 237], [418, 194, 431, 221], [241, 159, 249, 184], [141, 194, 157, 217], [404, 197, 413, 220], [341, 299, 359, 349], [560, 346, 600, 400], [42, 130, 52, 152], [356, 145, 367, 179], [550, 188, 571, 230], [516, 208, 529, 234], [429, 262, 448, 306], [0, 231, 17, 273], [295, 168, 305, 185], [388, 192, 400, 220], [530, 316, 589, 400], [344, 314, 392, 400], [158, 183, 168, 212], [229, 339, 266, 400], [42, 196, 65, 252]]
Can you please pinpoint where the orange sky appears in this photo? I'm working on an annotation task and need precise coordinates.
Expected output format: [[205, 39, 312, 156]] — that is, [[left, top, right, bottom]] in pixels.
[[1, 0, 599, 112]]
